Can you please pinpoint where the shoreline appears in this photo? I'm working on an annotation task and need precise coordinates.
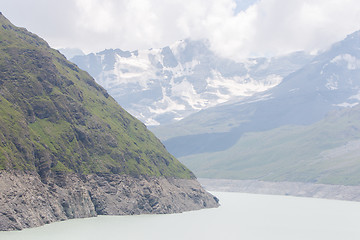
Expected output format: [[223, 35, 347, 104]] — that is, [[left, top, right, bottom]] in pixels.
[[0, 171, 219, 231], [199, 178, 360, 202]]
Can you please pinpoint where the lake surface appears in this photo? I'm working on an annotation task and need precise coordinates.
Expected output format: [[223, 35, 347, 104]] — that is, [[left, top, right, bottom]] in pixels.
[[2, 192, 360, 240]]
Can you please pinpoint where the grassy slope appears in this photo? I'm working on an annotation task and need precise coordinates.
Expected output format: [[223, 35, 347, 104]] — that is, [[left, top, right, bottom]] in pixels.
[[152, 100, 251, 141], [0, 13, 193, 179], [180, 106, 360, 185]]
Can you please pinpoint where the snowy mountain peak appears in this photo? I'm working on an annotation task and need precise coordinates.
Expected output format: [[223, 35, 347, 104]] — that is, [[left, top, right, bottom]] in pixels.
[[71, 39, 313, 125]]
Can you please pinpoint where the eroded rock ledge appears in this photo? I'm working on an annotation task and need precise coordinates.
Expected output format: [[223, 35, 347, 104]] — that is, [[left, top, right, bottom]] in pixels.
[[0, 171, 219, 231]]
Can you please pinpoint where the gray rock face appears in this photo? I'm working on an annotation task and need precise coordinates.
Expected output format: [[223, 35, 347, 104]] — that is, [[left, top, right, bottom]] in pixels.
[[0, 171, 219, 231]]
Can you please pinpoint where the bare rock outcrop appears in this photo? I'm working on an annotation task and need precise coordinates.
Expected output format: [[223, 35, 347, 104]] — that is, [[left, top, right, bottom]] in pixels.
[[0, 171, 219, 231]]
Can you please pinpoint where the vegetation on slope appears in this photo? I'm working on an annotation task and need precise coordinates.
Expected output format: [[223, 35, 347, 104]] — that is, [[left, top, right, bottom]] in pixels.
[[0, 13, 194, 179], [180, 106, 360, 185]]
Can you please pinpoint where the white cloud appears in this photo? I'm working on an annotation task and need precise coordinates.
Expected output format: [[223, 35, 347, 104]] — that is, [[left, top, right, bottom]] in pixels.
[[245, 0, 360, 57], [204, 0, 360, 60], [75, 0, 116, 33], [1, 0, 360, 60]]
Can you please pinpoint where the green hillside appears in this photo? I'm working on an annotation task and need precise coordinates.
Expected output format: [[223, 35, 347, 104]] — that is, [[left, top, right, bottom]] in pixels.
[[0, 13, 194, 179], [180, 106, 360, 185]]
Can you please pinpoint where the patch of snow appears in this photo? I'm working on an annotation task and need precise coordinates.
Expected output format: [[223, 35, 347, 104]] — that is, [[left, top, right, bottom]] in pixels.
[[173, 117, 184, 121], [108, 52, 157, 89], [325, 75, 339, 90], [100, 54, 105, 63], [171, 79, 208, 110], [320, 63, 328, 75], [206, 71, 282, 99], [169, 40, 185, 58], [335, 102, 359, 108], [350, 92, 360, 101], [149, 87, 186, 115], [289, 88, 300, 93], [144, 118, 160, 126], [243, 94, 274, 104], [331, 54, 360, 70], [116, 52, 152, 70]]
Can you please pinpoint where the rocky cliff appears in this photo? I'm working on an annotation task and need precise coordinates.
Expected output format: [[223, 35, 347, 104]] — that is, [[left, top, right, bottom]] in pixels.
[[0, 13, 218, 231], [0, 171, 218, 231]]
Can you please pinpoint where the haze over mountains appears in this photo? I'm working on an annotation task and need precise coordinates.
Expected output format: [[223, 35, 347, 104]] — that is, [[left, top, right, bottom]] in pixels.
[[70, 40, 313, 125], [68, 30, 360, 186], [155, 31, 360, 150], [154, 30, 360, 185]]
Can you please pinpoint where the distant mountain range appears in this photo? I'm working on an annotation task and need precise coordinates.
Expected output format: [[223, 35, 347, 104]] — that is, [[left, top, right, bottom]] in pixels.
[[65, 27, 360, 186], [153, 30, 360, 185], [58, 48, 85, 59], [69, 40, 313, 125]]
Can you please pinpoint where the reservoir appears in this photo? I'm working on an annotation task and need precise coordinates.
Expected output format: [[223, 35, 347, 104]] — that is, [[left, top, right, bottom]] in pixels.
[[1, 191, 360, 240]]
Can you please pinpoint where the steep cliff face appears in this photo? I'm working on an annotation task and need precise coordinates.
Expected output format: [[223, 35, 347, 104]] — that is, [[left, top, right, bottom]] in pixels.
[[0, 13, 218, 231], [0, 171, 218, 231]]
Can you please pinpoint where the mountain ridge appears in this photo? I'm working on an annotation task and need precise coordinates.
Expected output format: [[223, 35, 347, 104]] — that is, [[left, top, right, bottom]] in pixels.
[[0, 13, 219, 231], [151, 30, 360, 185], [0, 12, 191, 178], [70, 39, 313, 126]]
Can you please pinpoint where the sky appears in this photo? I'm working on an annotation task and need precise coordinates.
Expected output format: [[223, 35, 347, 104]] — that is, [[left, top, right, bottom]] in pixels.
[[1, 0, 360, 60]]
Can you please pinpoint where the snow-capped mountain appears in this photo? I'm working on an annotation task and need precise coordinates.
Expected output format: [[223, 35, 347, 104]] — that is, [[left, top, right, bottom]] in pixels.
[[148, 30, 360, 185], [71, 39, 313, 125], [152, 31, 360, 158]]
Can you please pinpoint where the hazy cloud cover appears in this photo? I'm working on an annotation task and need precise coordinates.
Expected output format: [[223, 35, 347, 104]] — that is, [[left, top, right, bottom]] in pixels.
[[1, 0, 360, 60]]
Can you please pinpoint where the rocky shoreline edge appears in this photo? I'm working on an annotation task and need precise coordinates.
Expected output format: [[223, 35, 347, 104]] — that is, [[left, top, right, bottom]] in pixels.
[[0, 171, 219, 231], [199, 178, 360, 202]]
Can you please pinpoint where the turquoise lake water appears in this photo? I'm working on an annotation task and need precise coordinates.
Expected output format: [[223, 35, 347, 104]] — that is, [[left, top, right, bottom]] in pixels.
[[1, 192, 360, 240]]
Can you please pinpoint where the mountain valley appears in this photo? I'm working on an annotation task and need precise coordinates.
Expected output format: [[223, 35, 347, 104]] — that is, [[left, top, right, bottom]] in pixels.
[[152, 30, 360, 185], [68, 28, 360, 187]]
